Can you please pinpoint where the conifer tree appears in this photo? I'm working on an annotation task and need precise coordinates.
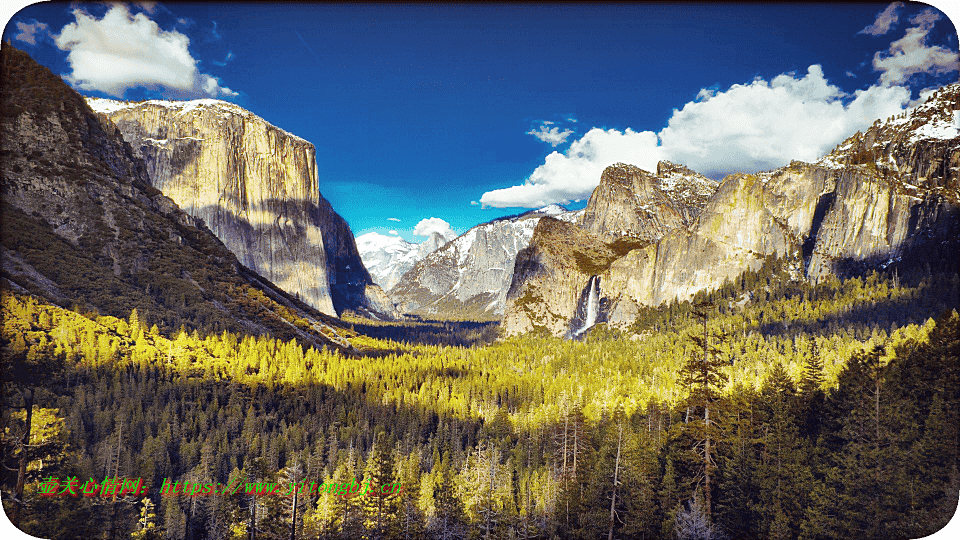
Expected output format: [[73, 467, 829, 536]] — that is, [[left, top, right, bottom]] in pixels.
[[678, 302, 729, 521], [363, 432, 400, 539]]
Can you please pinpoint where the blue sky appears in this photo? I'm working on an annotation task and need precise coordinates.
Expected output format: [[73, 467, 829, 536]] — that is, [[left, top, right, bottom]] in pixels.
[[3, 2, 959, 243]]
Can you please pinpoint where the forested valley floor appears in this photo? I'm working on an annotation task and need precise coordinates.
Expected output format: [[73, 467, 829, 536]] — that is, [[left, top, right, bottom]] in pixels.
[[2, 257, 959, 540]]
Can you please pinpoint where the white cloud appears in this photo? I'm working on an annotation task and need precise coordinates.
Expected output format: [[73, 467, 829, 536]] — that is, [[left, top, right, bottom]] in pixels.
[[387, 217, 401, 222], [658, 64, 910, 176], [481, 64, 914, 208], [873, 9, 960, 87], [528, 123, 575, 147], [413, 217, 454, 240], [53, 4, 237, 98], [859, 2, 903, 36], [14, 21, 48, 45], [389, 230, 398, 235], [480, 7, 959, 209], [480, 127, 663, 208]]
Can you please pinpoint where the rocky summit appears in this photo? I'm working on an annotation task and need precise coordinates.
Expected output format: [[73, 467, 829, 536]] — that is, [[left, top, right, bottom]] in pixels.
[[580, 161, 717, 242], [0, 46, 354, 350], [503, 87, 960, 336], [389, 205, 581, 319], [87, 97, 396, 319], [357, 231, 450, 292]]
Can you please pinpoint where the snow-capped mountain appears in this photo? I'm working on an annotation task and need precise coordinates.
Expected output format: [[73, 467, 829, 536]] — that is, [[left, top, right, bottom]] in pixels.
[[357, 231, 449, 291], [389, 205, 583, 319]]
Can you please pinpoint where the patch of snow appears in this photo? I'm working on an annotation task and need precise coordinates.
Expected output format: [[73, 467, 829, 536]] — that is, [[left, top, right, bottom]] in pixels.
[[84, 96, 311, 145]]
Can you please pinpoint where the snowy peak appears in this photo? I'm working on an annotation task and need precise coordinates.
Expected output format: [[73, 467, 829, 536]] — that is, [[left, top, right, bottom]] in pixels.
[[527, 204, 568, 217], [389, 208, 570, 318], [356, 232, 416, 254], [357, 231, 449, 291], [817, 83, 960, 196], [86, 97, 311, 144]]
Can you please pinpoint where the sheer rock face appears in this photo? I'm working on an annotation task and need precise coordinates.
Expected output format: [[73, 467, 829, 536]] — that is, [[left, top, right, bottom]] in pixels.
[[504, 86, 960, 336], [357, 231, 448, 292], [390, 206, 581, 319], [504, 218, 616, 336], [580, 161, 716, 242], [87, 98, 396, 318], [0, 47, 353, 350]]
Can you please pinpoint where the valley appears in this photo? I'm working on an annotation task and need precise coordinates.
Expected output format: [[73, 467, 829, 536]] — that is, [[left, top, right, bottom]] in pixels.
[[2, 29, 959, 540]]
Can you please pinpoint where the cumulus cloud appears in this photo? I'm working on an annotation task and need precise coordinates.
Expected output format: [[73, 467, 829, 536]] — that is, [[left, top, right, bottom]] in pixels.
[[413, 217, 454, 240], [481, 64, 914, 208], [873, 9, 960, 87], [658, 65, 910, 176], [53, 4, 237, 98], [387, 217, 401, 222], [528, 122, 575, 147], [481, 128, 663, 208], [479, 6, 959, 209], [480, 7, 960, 208], [14, 21, 49, 45], [859, 2, 903, 36], [389, 230, 398, 235]]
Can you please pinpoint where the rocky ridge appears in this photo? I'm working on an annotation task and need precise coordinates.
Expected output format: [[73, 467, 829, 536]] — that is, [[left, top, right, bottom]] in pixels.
[[503, 89, 960, 336], [0, 46, 355, 350], [580, 161, 717, 242], [357, 231, 449, 291], [86, 97, 396, 319], [390, 205, 582, 319]]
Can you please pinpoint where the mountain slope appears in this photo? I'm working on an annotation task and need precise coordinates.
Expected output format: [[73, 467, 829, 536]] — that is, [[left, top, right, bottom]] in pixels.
[[357, 231, 449, 291], [390, 205, 581, 319], [0, 46, 354, 350], [86, 96, 395, 319], [503, 91, 960, 336]]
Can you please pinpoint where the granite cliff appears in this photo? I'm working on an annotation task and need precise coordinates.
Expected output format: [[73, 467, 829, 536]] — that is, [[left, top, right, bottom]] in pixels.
[[503, 88, 960, 336], [0, 47, 355, 350], [86, 97, 396, 319], [390, 205, 580, 319], [357, 231, 449, 292]]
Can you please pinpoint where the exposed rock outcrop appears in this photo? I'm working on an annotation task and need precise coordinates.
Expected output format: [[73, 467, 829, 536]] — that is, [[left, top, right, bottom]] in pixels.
[[0, 46, 354, 350], [357, 231, 449, 291], [390, 205, 581, 319], [580, 161, 716, 241], [87, 97, 396, 319], [503, 87, 960, 336]]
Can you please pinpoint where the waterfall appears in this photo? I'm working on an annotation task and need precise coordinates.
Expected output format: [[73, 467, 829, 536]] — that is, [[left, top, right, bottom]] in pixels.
[[572, 275, 601, 338]]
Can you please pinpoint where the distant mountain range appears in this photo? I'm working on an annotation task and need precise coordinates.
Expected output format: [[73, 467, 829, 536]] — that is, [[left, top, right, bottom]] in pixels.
[[356, 230, 449, 292], [387, 204, 582, 319], [4, 44, 956, 337]]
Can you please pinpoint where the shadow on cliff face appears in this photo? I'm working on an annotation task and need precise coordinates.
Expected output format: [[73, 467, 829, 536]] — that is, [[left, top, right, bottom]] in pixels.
[[802, 191, 836, 266], [187, 199, 385, 314], [134, 133, 203, 183], [506, 246, 544, 301]]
